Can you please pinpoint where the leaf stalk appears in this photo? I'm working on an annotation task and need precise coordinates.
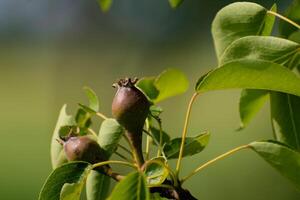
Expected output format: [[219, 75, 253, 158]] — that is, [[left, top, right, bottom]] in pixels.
[[176, 92, 199, 175], [181, 144, 250, 183]]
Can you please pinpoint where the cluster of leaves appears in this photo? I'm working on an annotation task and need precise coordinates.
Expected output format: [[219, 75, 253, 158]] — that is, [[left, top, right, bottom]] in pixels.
[[39, 1, 300, 200]]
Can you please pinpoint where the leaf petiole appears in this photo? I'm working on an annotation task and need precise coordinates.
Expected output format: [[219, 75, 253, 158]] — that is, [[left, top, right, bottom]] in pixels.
[[175, 92, 199, 175], [267, 10, 300, 30], [181, 145, 250, 183], [143, 129, 167, 159]]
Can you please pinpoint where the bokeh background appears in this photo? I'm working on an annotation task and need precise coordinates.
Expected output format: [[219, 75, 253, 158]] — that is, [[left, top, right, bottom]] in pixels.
[[1, 0, 299, 199]]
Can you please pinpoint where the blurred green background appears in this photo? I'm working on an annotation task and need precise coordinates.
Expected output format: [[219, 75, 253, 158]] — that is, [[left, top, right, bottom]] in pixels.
[[1, 0, 299, 199]]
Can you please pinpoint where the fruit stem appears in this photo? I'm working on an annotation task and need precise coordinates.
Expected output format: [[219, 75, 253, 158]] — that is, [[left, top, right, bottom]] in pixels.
[[176, 92, 199, 175], [105, 169, 124, 181], [181, 145, 250, 183], [143, 129, 167, 159], [92, 160, 137, 170], [96, 112, 108, 120], [88, 128, 98, 137], [157, 118, 163, 157], [92, 160, 137, 181], [267, 10, 300, 30], [126, 130, 145, 168], [145, 119, 152, 160]]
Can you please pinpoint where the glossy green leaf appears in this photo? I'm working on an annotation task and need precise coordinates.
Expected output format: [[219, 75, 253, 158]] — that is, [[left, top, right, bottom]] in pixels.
[[86, 119, 123, 200], [98, 118, 124, 157], [219, 36, 300, 129], [279, 0, 300, 38], [86, 170, 111, 200], [164, 132, 210, 159], [261, 4, 277, 36], [137, 69, 189, 103], [84, 87, 99, 112], [238, 90, 269, 130], [270, 1, 300, 149], [154, 68, 189, 103], [149, 105, 163, 118], [39, 162, 92, 200], [75, 108, 92, 135], [250, 140, 300, 190], [97, 0, 113, 12], [60, 165, 90, 200], [136, 77, 159, 101], [51, 105, 76, 169], [150, 126, 170, 146], [212, 2, 275, 60], [144, 157, 169, 186], [79, 104, 97, 114], [58, 125, 78, 139], [220, 36, 300, 66], [212, 3, 276, 130], [195, 59, 300, 96], [270, 92, 300, 151], [168, 0, 183, 8], [289, 31, 300, 43], [108, 171, 150, 200]]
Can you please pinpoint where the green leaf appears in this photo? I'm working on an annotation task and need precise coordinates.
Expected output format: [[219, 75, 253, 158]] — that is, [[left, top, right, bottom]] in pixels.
[[279, 0, 300, 38], [150, 126, 170, 146], [168, 0, 183, 9], [75, 108, 92, 135], [289, 31, 300, 43], [83, 87, 100, 112], [212, 3, 275, 130], [249, 140, 300, 190], [78, 87, 99, 117], [98, 118, 124, 157], [86, 119, 123, 200], [58, 125, 78, 139], [149, 105, 163, 118], [137, 69, 189, 103], [212, 2, 275, 60], [270, 92, 300, 151], [86, 170, 111, 200], [97, 0, 113, 12], [270, 1, 300, 149], [164, 132, 210, 159], [219, 36, 300, 129], [144, 157, 169, 186], [39, 162, 92, 200], [154, 68, 189, 103], [51, 105, 76, 169], [108, 171, 150, 200], [60, 170, 90, 200], [261, 4, 277, 36], [238, 90, 269, 130], [136, 77, 159, 101], [195, 59, 300, 96], [220, 36, 300, 66]]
